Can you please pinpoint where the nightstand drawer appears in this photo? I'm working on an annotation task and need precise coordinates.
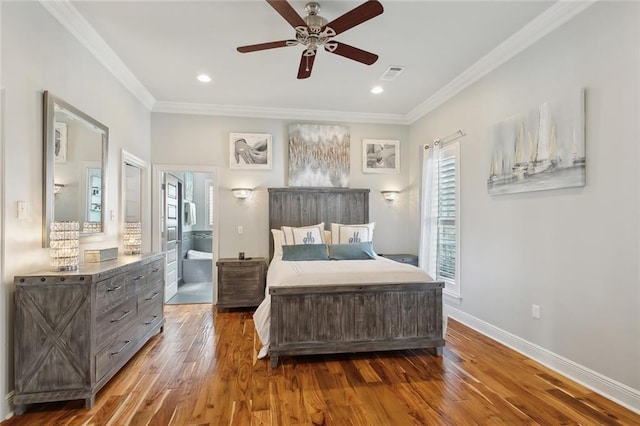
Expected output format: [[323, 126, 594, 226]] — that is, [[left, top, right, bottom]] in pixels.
[[379, 254, 419, 266], [216, 258, 266, 308]]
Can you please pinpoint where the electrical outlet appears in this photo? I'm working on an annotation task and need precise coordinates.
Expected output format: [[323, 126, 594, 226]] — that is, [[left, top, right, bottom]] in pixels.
[[237, 225, 244, 235], [532, 304, 541, 319]]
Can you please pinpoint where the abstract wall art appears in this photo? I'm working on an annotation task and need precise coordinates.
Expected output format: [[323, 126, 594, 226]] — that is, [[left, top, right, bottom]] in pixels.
[[288, 124, 350, 187]]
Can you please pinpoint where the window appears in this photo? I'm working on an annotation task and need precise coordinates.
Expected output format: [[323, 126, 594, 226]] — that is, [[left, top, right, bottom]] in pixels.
[[419, 141, 460, 298], [205, 179, 214, 228]]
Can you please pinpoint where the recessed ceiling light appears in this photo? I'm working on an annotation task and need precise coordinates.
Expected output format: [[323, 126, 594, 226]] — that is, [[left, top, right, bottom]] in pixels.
[[197, 74, 212, 83], [371, 86, 384, 94]]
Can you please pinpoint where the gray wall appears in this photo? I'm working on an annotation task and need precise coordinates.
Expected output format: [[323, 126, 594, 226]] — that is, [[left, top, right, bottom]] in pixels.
[[151, 114, 413, 259], [1, 2, 151, 418], [409, 1, 639, 393]]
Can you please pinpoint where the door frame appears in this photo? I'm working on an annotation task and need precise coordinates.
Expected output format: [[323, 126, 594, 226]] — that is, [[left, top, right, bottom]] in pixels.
[[152, 164, 219, 303]]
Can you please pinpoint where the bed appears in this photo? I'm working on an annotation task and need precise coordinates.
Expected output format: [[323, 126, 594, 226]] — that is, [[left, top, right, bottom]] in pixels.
[[255, 187, 445, 367]]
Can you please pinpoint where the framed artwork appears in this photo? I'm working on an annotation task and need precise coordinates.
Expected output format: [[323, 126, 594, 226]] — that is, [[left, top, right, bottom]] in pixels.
[[54, 122, 67, 163], [288, 124, 350, 187], [362, 139, 400, 173], [184, 172, 194, 201], [487, 89, 585, 195], [229, 133, 272, 169]]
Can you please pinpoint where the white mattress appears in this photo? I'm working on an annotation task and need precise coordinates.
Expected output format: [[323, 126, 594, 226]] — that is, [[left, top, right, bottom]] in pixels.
[[253, 255, 435, 359]]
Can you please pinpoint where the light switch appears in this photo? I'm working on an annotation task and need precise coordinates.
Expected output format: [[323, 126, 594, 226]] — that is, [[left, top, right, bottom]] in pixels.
[[17, 201, 27, 219], [238, 226, 244, 235]]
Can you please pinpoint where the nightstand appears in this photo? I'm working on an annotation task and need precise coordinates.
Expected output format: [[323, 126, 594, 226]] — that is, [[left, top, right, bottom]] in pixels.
[[379, 253, 419, 266], [216, 257, 266, 308]]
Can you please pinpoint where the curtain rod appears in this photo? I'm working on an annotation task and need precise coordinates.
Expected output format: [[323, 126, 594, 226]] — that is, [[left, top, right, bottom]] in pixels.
[[424, 130, 466, 149]]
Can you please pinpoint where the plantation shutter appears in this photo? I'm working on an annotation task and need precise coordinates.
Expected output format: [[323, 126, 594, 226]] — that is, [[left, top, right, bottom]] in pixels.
[[437, 147, 457, 283]]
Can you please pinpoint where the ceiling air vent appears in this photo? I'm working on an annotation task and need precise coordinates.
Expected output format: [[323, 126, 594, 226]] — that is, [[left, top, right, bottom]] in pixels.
[[379, 66, 405, 81]]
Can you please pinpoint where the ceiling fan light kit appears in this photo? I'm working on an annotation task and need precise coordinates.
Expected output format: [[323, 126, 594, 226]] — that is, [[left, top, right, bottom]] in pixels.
[[237, 0, 384, 79]]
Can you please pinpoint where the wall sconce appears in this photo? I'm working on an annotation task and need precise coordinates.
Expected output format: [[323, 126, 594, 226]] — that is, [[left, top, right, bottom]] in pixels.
[[124, 222, 142, 255], [50, 221, 79, 271], [381, 190, 400, 202], [231, 188, 253, 200]]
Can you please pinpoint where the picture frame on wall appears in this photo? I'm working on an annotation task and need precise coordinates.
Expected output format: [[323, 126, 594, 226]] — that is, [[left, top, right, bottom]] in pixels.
[[54, 122, 67, 163], [362, 139, 400, 173], [229, 133, 272, 170]]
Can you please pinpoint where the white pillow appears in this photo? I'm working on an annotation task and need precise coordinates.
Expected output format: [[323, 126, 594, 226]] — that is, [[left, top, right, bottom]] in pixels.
[[271, 229, 285, 257], [331, 222, 375, 244], [281, 222, 325, 245], [323, 230, 331, 245]]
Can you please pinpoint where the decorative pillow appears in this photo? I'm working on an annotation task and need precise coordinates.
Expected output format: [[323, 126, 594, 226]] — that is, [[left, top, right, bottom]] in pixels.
[[271, 229, 285, 257], [282, 222, 325, 245], [282, 244, 329, 261], [328, 242, 376, 260], [331, 222, 375, 244], [324, 230, 332, 245]]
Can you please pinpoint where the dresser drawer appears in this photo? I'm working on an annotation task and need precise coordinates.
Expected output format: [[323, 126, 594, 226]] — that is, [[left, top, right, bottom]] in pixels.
[[96, 277, 131, 315], [95, 329, 137, 381], [145, 260, 163, 287], [137, 303, 163, 341], [96, 299, 137, 349], [137, 281, 162, 313], [126, 265, 148, 289]]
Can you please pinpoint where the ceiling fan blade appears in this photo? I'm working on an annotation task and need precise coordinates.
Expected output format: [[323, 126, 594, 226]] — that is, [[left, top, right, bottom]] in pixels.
[[237, 40, 298, 53], [324, 0, 383, 36], [325, 42, 378, 65], [266, 0, 307, 29], [297, 51, 316, 79]]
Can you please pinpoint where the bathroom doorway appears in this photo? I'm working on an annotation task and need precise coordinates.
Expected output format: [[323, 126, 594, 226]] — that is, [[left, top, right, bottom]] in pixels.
[[152, 165, 219, 305]]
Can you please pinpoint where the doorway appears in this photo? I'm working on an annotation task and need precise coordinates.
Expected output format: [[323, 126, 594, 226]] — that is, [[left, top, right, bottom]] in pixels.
[[152, 165, 219, 305]]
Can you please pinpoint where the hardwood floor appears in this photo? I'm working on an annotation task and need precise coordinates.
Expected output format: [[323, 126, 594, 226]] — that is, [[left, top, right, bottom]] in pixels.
[[3, 304, 638, 425]]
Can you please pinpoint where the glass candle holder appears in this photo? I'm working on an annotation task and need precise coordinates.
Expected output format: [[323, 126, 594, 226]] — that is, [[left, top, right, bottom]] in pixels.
[[50, 221, 80, 271], [124, 222, 142, 255]]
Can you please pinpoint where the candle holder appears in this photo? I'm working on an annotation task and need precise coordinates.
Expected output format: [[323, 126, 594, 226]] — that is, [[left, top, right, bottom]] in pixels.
[[124, 222, 142, 255], [50, 221, 80, 271]]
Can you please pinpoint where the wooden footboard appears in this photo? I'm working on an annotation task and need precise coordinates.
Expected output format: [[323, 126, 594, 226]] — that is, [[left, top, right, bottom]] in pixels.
[[269, 282, 445, 367]]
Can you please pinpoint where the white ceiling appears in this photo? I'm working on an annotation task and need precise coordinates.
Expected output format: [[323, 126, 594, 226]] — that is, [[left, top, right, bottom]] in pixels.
[[59, 1, 582, 123]]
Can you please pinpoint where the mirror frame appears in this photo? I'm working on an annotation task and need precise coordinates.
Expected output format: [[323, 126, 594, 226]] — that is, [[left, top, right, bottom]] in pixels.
[[43, 91, 109, 247]]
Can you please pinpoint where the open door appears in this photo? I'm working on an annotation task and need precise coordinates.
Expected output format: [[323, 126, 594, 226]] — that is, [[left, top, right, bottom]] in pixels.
[[164, 173, 180, 301]]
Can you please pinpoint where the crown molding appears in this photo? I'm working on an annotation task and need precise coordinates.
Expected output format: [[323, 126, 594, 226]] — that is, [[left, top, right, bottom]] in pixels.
[[39, 0, 596, 125], [39, 0, 155, 110], [406, 0, 597, 124], [152, 101, 410, 125]]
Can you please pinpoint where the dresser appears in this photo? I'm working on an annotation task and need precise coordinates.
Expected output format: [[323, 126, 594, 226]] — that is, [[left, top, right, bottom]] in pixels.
[[216, 257, 266, 308], [13, 253, 164, 414]]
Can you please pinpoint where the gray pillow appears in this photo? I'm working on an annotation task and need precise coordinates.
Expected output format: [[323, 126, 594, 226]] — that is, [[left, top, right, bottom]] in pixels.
[[328, 242, 376, 260], [282, 244, 329, 261]]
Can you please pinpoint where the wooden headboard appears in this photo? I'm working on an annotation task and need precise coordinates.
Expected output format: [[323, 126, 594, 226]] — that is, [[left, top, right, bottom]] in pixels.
[[268, 187, 370, 260]]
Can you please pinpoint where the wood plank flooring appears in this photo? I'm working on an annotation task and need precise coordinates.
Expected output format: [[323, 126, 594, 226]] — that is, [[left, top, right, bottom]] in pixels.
[[3, 304, 639, 425]]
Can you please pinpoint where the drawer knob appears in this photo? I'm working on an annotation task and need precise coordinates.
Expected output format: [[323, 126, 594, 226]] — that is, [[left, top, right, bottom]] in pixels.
[[152, 268, 160, 272], [107, 285, 122, 292], [110, 340, 132, 356], [110, 310, 132, 323], [134, 275, 145, 281], [146, 292, 160, 301]]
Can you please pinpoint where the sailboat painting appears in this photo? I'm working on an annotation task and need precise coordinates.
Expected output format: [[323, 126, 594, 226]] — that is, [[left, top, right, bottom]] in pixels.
[[487, 90, 585, 195]]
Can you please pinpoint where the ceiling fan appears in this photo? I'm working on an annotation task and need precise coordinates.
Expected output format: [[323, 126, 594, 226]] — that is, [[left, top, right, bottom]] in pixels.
[[237, 0, 384, 79]]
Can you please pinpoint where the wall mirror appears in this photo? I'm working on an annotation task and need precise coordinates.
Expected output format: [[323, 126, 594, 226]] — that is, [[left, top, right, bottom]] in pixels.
[[43, 91, 109, 247]]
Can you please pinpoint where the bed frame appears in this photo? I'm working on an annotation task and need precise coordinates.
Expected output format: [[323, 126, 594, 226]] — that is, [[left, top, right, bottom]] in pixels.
[[268, 187, 445, 367]]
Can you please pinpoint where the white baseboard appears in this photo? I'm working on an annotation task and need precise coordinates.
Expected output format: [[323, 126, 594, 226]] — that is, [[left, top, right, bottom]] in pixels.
[[2, 391, 14, 421], [446, 306, 640, 415]]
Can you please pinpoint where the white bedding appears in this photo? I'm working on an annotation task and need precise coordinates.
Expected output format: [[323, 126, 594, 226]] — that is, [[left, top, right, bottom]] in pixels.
[[253, 255, 436, 359]]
